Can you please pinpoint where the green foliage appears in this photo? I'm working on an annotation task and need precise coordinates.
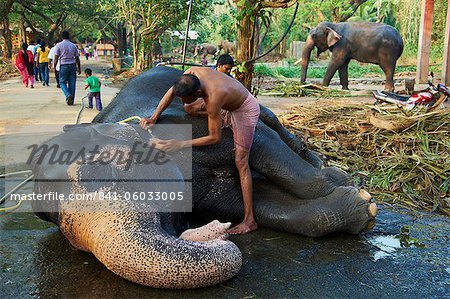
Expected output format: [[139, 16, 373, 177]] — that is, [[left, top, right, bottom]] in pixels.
[[193, 2, 236, 44]]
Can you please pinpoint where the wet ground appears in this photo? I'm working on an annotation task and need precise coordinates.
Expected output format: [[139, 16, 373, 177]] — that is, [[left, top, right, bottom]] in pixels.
[[1, 178, 449, 298]]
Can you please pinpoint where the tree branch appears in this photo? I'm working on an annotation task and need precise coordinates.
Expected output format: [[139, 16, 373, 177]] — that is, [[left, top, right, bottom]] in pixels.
[[0, 0, 15, 19], [260, 0, 297, 9], [18, 0, 54, 24]]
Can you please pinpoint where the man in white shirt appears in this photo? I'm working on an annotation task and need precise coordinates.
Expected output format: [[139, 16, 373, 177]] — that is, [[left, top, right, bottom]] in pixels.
[[27, 40, 40, 82], [33, 39, 42, 82], [48, 40, 61, 88]]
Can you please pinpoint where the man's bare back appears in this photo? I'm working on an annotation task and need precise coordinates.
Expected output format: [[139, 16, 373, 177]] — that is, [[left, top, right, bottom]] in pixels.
[[140, 66, 260, 234], [185, 67, 249, 111]]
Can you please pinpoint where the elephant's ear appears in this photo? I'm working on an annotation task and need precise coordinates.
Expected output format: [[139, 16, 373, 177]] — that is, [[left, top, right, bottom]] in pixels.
[[326, 27, 342, 47]]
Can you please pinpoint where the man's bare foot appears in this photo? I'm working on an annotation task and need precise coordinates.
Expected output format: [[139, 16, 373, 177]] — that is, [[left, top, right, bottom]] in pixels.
[[228, 221, 258, 235]]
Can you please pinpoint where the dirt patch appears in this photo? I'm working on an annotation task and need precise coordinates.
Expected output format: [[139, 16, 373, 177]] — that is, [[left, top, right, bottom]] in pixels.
[[0, 58, 18, 79]]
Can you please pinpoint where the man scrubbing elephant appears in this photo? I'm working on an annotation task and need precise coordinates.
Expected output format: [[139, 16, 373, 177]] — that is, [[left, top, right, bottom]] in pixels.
[[140, 67, 260, 234]]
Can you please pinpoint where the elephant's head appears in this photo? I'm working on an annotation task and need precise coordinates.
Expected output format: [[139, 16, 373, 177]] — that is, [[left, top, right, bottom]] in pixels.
[[300, 22, 342, 82], [30, 124, 242, 289]]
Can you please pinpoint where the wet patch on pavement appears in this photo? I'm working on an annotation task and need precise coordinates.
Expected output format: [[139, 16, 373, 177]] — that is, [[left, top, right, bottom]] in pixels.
[[1, 194, 449, 297]]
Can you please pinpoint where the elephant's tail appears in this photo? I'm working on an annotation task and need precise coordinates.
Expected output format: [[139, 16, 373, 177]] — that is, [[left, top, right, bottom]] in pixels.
[[59, 210, 242, 289]]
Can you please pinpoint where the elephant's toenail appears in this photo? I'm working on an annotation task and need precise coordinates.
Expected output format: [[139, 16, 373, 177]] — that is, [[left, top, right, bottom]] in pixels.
[[359, 189, 372, 202], [364, 219, 376, 231], [368, 203, 378, 218]]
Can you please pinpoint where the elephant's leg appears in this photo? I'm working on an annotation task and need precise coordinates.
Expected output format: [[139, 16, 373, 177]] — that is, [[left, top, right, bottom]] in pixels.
[[198, 178, 377, 237], [179, 220, 231, 241], [252, 182, 377, 237], [338, 60, 350, 90], [323, 54, 346, 86], [251, 121, 338, 199], [379, 49, 397, 91], [259, 106, 323, 168], [380, 61, 396, 91]]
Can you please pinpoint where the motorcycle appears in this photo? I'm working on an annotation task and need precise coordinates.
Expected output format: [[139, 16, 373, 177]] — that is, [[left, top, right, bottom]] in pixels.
[[372, 78, 450, 110]]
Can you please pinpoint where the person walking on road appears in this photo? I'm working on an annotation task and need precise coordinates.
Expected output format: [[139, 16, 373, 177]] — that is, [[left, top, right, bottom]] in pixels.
[[48, 40, 61, 88], [15, 43, 35, 88], [37, 40, 50, 87], [27, 40, 40, 83], [84, 68, 103, 111], [34, 39, 42, 82], [54, 31, 81, 105]]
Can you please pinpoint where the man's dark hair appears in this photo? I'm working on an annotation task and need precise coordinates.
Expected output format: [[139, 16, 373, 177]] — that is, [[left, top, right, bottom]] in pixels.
[[173, 74, 200, 97], [85, 68, 92, 75], [216, 54, 234, 67], [36, 39, 41, 45], [30, 40, 35, 45], [61, 31, 70, 39]]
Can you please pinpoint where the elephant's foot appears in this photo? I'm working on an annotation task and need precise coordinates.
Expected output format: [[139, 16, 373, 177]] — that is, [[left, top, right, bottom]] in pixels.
[[384, 85, 395, 92], [357, 189, 377, 231], [179, 220, 231, 241]]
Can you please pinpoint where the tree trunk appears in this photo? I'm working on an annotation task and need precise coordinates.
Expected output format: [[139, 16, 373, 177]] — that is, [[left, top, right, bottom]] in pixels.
[[131, 25, 141, 71], [236, 2, 257, 91], [1, 15, 13, 59], [117, 22, 126, 57], [18, 14, 27, 44]]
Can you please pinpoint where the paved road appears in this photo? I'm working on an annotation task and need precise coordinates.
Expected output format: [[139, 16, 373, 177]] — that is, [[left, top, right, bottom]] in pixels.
[[0, 59, 119, 133]]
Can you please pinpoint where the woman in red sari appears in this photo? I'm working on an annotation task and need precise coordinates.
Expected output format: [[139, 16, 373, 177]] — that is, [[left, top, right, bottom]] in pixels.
[[15, 43, 35, 88]]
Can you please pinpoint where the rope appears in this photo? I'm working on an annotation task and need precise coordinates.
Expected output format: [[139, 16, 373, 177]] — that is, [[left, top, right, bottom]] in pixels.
[[117, 116, 142, 124], [244, 2, 299, 64], [0, 170, 32, 178], [75, 94, 88, 124], [0, 175, 34, 211]]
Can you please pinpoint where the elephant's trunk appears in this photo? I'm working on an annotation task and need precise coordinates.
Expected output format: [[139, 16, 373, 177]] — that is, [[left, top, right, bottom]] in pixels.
[[300, 35, 315, 83], [59, 210, 242, 289]]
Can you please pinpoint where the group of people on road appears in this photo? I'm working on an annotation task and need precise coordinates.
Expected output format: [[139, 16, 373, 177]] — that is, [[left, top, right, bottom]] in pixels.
[[82, 45, 98, 61], [15, 31, 103, 111], [16, 39, 52, 88]]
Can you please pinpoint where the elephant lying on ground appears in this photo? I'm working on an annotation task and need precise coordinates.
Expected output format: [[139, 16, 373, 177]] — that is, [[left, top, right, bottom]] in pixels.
[[300, 21, 403, 91], [31, 66, 377, 289]]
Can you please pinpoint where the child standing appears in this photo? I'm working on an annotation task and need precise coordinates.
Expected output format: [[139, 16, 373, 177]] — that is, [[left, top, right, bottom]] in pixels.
[[84, 68, 103, 111]]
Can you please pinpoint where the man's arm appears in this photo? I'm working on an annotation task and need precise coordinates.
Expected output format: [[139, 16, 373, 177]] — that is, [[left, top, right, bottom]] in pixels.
[[154, 104, 222, 151], [188, 106, 222, 147], [75, 56, 81, 75], [53, 54, 59, 70], [139, 86, 176, 128], [152, 86, 176, 119]]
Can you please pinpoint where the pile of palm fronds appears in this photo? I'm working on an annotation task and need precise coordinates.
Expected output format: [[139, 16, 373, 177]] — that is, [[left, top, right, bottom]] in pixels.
[[280, 104, 450, 215]]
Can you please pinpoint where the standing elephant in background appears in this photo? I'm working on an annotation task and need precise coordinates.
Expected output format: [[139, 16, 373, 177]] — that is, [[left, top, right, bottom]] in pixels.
[[217, 40, 236, 56], [193, 43, 218, 58], [300, 21, 403, 91]]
